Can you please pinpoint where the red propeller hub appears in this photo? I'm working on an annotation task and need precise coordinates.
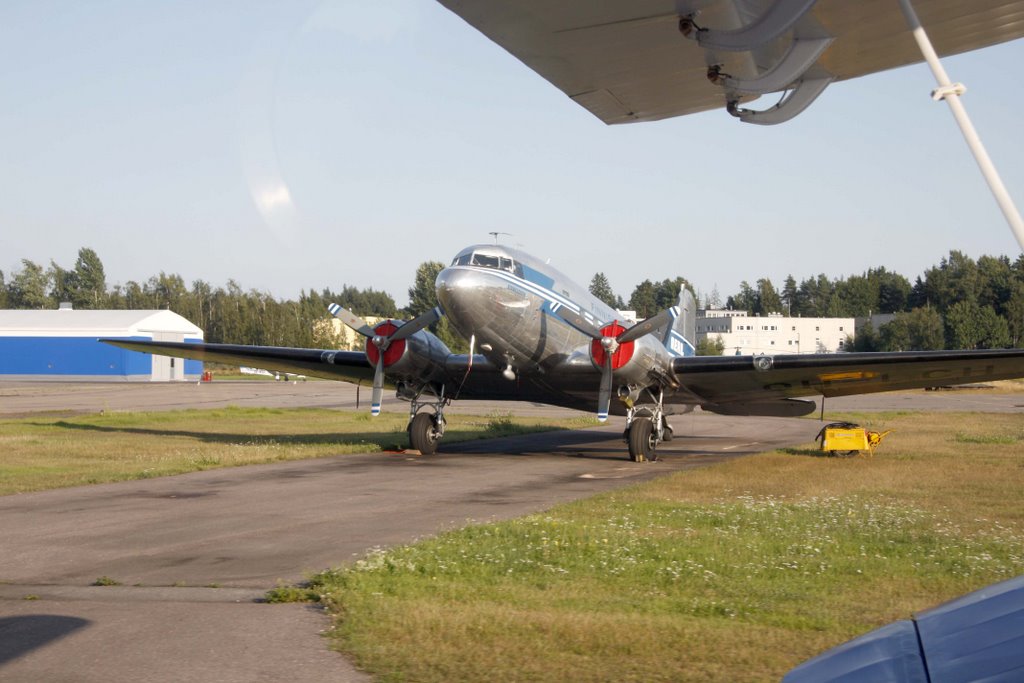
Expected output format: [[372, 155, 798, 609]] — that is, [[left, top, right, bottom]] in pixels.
[[591, 322, 634, 370], [365, 321, 406, 367]]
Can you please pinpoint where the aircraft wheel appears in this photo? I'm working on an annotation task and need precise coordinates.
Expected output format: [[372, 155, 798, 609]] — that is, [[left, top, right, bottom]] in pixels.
[[627, 417, 658, 463], [408, 413, 441, 455]]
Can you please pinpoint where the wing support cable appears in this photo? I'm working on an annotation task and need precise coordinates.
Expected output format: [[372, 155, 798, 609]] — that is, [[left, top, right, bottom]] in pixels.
[[679, 0, 819, 51], [897, 0, 1024, 251], [726, 76, 832, 125]]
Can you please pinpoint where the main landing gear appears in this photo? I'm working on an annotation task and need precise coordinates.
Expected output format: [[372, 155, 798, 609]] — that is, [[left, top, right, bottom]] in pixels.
[[622, 387, 672, 463], [401, 382, 448, 455]]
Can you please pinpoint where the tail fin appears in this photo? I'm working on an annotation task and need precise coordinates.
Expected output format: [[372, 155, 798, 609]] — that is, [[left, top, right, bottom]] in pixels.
[[663, 288, 696, 357]]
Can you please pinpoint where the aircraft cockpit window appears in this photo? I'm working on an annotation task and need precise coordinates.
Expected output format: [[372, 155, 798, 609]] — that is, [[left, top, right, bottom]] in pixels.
[[453, 253, 472, 266], [471, 253, 501, 269], [468, 253, 517, 273]]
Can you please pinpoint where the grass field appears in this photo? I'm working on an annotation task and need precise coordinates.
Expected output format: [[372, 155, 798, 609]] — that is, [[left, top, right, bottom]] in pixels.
[[279, 410, 1024, 682], [0, 407, 591, 495]]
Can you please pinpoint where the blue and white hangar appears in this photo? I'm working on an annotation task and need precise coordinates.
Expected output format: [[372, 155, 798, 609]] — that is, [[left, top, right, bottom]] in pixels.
[[0, 307, 203, 381]]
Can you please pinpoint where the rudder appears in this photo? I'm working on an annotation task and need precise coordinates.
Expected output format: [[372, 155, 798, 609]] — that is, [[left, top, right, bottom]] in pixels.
[[663, 287, 696, 357]]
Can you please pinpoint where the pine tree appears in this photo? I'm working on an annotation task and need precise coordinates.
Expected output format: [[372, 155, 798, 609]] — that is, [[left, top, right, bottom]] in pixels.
[[588, 272, 622, 309]]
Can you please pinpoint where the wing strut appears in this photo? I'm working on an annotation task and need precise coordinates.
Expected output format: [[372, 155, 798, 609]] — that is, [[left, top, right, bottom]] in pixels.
[[897, 0, 1024, 251]]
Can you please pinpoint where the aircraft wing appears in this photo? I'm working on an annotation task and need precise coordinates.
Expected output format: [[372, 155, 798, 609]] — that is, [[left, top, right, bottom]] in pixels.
[[437, 0, 1024, 124], [100, 339, 376, 384], [673, 349, 1024, 412]]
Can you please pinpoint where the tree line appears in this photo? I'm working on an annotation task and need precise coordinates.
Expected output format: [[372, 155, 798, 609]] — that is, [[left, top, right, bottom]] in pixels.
[[3, 247, 1023, 353], [589, 250, 1024, 351]]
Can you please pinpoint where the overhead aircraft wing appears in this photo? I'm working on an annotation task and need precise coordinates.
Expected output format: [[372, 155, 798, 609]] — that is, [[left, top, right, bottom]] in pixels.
[[673, 349, 1024, 412], [101, 339, 376, 384], [436, 0, 1024, 124]]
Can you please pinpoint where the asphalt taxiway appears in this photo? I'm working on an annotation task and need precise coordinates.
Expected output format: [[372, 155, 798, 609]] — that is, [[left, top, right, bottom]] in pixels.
[[1, 381, 1020, 681], [3, 379, 1023, 418]]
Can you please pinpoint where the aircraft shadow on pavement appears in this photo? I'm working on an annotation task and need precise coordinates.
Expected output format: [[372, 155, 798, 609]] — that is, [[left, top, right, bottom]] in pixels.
[[37, 420, 413, 449], [0, 615, 90, 665], [42, 421, 634, 460], [442, 428, 628, 460], [41, 421, 764, 463]]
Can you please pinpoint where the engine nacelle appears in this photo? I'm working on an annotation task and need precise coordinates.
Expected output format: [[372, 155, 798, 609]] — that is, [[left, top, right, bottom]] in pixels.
[[589, 322, 669, 387], [366, 321, 451, 385]]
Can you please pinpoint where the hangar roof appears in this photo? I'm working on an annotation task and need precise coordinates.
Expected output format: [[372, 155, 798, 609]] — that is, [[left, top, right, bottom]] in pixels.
[[0, 309, 203, 338]]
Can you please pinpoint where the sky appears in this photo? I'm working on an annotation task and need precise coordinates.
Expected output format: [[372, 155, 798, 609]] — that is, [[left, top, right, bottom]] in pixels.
[[1, 0, 1023, 309]]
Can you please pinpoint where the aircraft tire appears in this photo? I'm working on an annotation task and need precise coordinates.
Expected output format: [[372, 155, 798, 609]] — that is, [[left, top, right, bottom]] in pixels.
[[408, 413, 441, 455], [627, 417, 658, 463]]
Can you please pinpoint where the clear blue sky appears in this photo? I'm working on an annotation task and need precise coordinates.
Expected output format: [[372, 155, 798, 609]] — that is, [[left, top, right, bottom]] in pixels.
[[2, 0, 1022, 308]]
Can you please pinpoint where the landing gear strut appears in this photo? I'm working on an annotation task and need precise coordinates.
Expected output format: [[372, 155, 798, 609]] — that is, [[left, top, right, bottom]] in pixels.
[[623, 387, 668, 462], [403, 383, 447, 455]]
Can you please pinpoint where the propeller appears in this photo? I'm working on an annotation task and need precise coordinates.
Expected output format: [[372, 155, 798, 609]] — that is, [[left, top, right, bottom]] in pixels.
[[557, 307, 678, 422], [328, 303, 441, 415]]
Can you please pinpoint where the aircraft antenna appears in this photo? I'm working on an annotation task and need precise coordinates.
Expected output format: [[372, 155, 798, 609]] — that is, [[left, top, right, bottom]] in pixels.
[[488, 231, 512, 244]]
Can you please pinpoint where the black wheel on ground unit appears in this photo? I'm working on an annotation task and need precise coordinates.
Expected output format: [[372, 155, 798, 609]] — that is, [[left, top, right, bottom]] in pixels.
[[627, 417, 658, 462], [408, 412, 441, 455]]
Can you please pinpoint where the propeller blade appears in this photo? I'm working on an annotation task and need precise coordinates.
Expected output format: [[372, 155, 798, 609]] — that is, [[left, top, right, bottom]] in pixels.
[[556, 307, 603, 340], [370, 355, 384, 416], [328, 303, 375, 338], [391, 306, 442, 342], [597, 355, 613, 422], [618, 307, 677, 344]]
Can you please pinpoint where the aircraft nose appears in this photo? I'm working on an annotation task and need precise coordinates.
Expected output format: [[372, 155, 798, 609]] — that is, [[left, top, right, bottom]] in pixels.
[[435, 266, 479, 318]]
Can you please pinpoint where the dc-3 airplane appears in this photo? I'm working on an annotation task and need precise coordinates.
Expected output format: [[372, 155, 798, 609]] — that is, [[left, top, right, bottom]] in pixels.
[[103, 243, 1024, 462]]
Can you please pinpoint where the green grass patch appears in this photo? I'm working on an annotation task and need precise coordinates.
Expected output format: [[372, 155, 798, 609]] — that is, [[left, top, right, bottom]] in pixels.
[[0, 407, 589, 495], [303, 411, 1024, 682], [92, 576, 122, 586], [955, 432, 1021, 444]]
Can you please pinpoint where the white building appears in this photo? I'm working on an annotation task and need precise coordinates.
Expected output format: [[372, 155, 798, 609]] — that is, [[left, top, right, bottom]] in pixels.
[[320, 315, 385, 350], [697, 309, 854, 355]]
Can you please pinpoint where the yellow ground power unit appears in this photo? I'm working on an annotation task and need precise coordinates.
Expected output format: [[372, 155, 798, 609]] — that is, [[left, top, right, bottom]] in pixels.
[[816, 422, 893, 457]]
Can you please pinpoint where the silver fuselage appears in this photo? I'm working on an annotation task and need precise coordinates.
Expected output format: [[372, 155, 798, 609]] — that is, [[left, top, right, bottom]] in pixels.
[[435, 244, 674, 410]]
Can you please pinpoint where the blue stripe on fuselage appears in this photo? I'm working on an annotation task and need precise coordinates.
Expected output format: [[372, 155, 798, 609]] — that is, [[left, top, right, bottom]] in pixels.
[[520, 264, 555, 291], [451, 266, 582, 314]]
